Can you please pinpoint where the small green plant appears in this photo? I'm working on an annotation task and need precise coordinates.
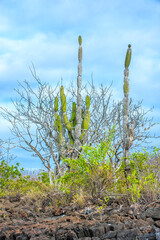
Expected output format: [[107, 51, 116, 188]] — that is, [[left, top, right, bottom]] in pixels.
[[0, 160, 24, 196], [38, 171, 52, 185], [98, 196, 109, 221], [2, 214, 6, 219]]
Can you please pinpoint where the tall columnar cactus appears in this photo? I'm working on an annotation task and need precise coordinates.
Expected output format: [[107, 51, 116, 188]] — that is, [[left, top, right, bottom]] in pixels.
[[123, 44, 132, 174], [74, 35, 83, 151], [58, 36, 90, 155]]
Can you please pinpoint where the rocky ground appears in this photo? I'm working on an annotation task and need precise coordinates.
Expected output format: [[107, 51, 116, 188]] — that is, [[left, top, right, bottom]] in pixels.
[[0, 195, 160, 240]]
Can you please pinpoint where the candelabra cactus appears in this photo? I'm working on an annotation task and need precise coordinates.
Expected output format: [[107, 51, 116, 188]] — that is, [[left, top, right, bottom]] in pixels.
[[56, 36, 90, 156], [123, 44, 132, 176], [59, 86, 90, 148]]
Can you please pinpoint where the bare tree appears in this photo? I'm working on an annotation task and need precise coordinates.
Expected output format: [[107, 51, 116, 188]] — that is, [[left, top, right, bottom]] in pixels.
[[0, 69, 62, 184], [0, 138, 16, 163]]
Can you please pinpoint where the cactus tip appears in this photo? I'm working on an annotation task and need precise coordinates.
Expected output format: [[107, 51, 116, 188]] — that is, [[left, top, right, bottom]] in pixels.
[[78, 35, 82, 45], [128, 44, 131, 48]]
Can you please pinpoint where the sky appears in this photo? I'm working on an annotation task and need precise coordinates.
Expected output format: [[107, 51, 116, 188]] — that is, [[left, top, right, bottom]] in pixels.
[[0, 0, 160, 170]]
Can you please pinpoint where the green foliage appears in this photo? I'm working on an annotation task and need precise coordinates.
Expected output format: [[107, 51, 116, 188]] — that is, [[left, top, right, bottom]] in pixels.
[[59, 127, 116, 197], [38, 171, 51, 185], [115, 147, 160, 202], [0, 160, 23, 189], [0, 144, 159, 205]]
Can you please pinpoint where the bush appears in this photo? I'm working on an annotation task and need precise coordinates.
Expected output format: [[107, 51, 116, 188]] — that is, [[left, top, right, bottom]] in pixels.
[[58, 127, 116, 198], [115, 147, 160, 202]]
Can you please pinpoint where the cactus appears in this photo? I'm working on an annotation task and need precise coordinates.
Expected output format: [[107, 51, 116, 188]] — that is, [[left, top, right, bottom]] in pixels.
[[58, 36, 90, 158], [54, 113, 62, 132], [78, 35, 82, 45], [73, 35, 83, 152], [70, 102, 76, 122], [60, 86, 64, 98], [54, 112, 63, 146], [63, 113, 72, 131], [123, 44, 132, 179], [123, 81, 129, 95], [86, 95, 90, 109], [54, 97, 58, 112], [82, 109, 90, 131], [125, 44, 132, 68], [61, 92, 66, 113]]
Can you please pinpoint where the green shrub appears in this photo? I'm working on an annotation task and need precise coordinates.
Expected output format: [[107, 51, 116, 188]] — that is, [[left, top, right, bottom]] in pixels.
[[115, 147, 160, 202], [58, 127, 116, 198]]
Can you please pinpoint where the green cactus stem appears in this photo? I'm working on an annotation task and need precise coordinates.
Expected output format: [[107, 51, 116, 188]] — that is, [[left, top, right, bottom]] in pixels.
[[78, 35, 82, 45], [60, 86, 64, 99], [125, 44, 132, 68], [80, 132, 85, 141], [61, 92, 66, 113], [86, 95, 90, 109], [70, 102, 76, 121], [54, 97, 58, 112], [68, 131, 74, 145], [82, 109, 90, 131], [54, 113, 62, 133], [123, 81, 129, 95], [63, 113, 72, 131]]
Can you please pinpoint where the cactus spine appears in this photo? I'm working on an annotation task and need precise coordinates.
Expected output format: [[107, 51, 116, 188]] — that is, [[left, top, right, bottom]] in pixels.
[[123, 44, 132, 176]]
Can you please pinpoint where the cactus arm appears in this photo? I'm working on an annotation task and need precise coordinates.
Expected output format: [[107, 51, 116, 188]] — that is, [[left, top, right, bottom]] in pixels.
[[86, 95, 90, 109], [81, 96, 90, 142], [60, 86, 72, 132], [54, 97, 58, 112]]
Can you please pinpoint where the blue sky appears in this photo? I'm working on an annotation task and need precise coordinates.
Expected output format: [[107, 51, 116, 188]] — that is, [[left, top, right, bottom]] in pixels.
[[0, 0, 160, 170]]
